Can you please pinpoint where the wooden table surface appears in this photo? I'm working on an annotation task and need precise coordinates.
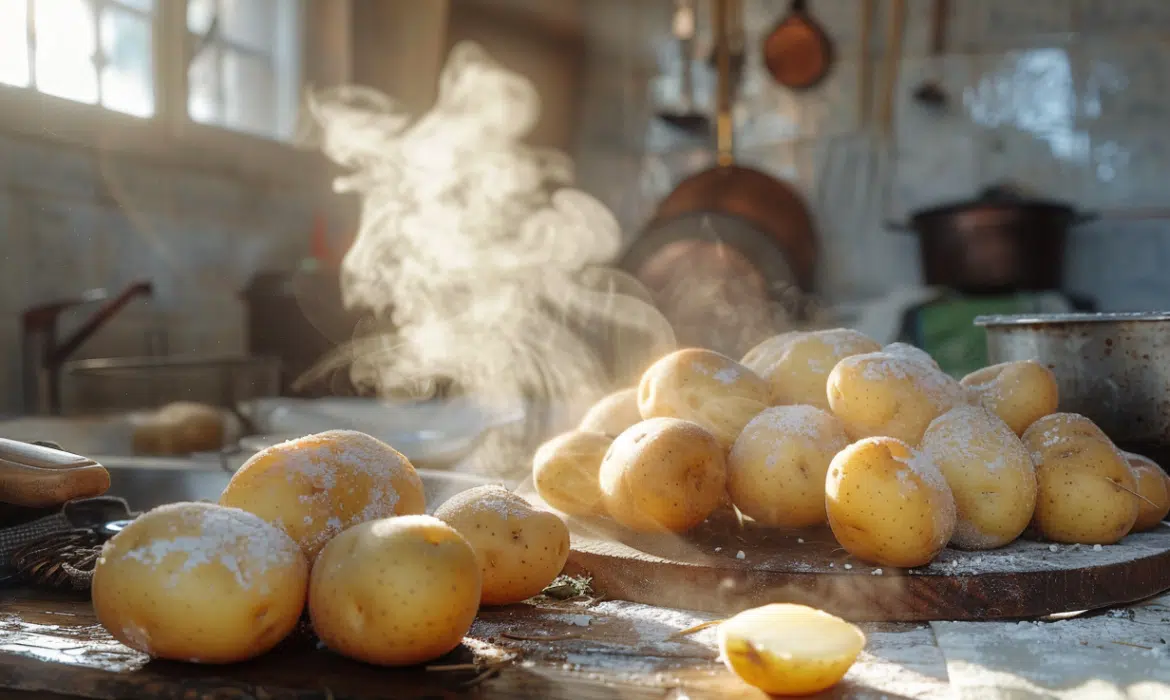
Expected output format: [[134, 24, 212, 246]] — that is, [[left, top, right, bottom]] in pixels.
[[1, 586, 1168, 700]]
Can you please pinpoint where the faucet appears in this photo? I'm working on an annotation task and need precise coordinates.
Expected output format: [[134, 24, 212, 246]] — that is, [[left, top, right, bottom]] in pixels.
[[21, 281, 154, 415]]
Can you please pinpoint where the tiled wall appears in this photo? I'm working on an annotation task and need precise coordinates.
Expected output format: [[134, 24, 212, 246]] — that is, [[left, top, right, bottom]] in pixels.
[[0, 133, 333, 414], [574, 0, 1170, 309]]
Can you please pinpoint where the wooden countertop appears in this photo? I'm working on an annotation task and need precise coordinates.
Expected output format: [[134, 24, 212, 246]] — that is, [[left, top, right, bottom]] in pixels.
[[2, 586, 1169, 699]]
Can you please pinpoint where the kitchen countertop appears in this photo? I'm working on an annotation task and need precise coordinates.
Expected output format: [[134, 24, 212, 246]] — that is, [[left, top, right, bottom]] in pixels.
[[1, 587, 1167, 699]]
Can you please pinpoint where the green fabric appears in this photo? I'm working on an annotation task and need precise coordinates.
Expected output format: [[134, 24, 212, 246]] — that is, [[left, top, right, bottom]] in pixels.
[[915, 296, 1038, 378]]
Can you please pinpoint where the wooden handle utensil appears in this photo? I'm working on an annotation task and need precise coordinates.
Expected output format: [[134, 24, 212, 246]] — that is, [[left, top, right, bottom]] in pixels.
[[0, 438, 111, 508]]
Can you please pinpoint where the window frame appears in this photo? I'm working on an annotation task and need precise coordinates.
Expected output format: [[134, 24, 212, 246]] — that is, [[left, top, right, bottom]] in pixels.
[[0, 0, 330, 186]]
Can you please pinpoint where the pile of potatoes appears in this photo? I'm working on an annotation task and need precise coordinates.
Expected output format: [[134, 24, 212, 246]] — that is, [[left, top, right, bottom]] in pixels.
[[534, 329, 1170, 569], [92, 429, 572, 667]]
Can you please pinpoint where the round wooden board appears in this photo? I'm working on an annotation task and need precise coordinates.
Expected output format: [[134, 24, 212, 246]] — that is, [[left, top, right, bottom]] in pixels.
[[563, 513, 1170, 622]]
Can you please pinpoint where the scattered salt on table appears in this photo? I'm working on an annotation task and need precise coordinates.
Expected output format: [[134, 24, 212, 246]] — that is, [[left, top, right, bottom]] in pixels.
[[844, 564, 853, 570], [872, 569, 883, 576], [735, 550, 745, 560], [1048, 544, 1059, 552]]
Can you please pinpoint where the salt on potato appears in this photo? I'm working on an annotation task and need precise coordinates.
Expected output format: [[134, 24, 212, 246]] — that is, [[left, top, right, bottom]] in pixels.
[[728, 405, 849, 528], [434, 485, 570, 605], [825, 437, 956, 568], [532, 430, 613, 517], [1124, 452, 1170, 533], [638, 348, 770, 448], [219, 430, 426, 559], [309, 515, 481, 666], [921, 405, 1037, 550], [962, 360, 1059, 435], [882, 342, 941, 370], [741, 329, 881, 409], [827, 351, 967, 445], [92, 502, 308, 664]]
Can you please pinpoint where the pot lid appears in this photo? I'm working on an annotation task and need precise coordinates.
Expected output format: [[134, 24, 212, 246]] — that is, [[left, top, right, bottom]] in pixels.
[[912, 183, 1079, 221]]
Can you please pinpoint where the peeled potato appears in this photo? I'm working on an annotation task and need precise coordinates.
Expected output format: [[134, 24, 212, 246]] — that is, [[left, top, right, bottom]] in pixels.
[[728, 406, 849, 528], [921, 405, 1037, 549], [882, 342, 941, 370], [1124, 453, 1170, 532], [92, 502, 308, 664], [962, 360, 1059, 435], [826, 437, 956, 567], [827, 351, 967, 445], [599, 417, 727, 533], [578, 388, 641, 438], [309, 515, 480, 666], [718, 603, 865, 696], [638, 348, 770, 448], [1022, 413, 1139, 544], [742, 329, 881, 409], [434, 485, 570, 605], [219, 430, 426, 559], [532, 430, 613, 517]]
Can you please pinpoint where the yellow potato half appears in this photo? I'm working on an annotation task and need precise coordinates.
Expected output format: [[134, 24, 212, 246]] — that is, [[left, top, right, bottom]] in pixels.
[[578, 388, 642, 438], [434, 485, 570, 605], [638, 348, 770, 448], [1124, 452, 1170, 532], [825, 437, 956, 567], [728, 405, 849, 528], [93, 502, 308, 664], [309, 515, 480, 666], [599, 417, 727, 533], [921, 404, 1037, 550], [826, 351, 968, 445], [718, 603, 866, 696], [962, 360, 1059, 435], [746, 329, 882, 409], [532, 430, 613, 517]]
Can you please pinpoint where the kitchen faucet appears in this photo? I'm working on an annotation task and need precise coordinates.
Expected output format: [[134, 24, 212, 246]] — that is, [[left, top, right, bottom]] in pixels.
[[21, 281, 154, 415]]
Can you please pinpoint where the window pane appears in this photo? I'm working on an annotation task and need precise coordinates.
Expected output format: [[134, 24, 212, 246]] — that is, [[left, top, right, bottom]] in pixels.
[[220, 0, 275, 50], [188, 43, 220, 124], [34, 0, 99, 104], [100, 8, 153, 116], [0, 0, 30, 87], [222, 49, 274, 136], [187, 0, 215, 33]]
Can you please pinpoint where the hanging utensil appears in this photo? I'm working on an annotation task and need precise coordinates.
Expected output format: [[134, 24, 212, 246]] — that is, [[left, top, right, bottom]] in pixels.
[[656, 0, 709, 135], [706, 0, 747, 101], [913, 0, 950, 109], [762, 0, 834, 90], [874, 0, 907, 219]]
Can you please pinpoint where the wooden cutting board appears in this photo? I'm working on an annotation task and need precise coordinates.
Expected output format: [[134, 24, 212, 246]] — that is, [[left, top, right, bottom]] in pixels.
[[564, 513, 1170, 622]]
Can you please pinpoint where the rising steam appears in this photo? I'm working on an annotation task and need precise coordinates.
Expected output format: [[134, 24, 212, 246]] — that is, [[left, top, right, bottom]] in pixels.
[[306, 43, 676, 476]]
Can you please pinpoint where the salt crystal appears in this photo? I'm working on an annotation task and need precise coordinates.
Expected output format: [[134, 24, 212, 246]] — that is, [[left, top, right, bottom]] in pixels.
[[872, 569, 883, 576], [844, 564, 853, 570], [1048, 544, 1059, 552], [714, 547, 722, 552], [1093, 544, 1103, 551], [829, 563, 835, 568], [735, 550, 745, 560], [797, 538, 805, 544]]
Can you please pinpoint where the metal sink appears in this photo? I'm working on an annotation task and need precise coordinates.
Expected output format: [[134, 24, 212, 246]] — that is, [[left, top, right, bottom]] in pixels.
[[98, 456, 497, 513]]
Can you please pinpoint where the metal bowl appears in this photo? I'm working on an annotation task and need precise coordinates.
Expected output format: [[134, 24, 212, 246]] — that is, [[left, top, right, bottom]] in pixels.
[[975, 312, 1170, 466]]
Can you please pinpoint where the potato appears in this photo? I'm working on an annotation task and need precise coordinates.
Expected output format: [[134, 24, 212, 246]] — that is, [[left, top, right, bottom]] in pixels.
[[882, 342, 940, 370], [92, 502, 308, 664], [920, 405, 1037, 549], [825, 437, 956, 567], [219, 430, 426, 560], [532, 431, 613, 517], [1022, 413, 1139, 544], [962, 360, 1059, 435], [826, 351, 967, 445], [434, 485, 569, 605], [742, 329, 881, 409], [1124, 453, 1170, 532], [132, 401, 226, 456], [578, 388, 641, 437], [638, 348, 770, 448], [309, 515, 480, 666], [740, 331, 802, 374], [728, 406, 849, 528], [718, 603, 865, 696], [599, 417, 727, 533]]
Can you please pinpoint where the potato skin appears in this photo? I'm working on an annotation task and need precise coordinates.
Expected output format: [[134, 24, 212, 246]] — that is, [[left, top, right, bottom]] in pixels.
[[962, 360, 1059, 435], [578, 388, 641, 438], [826, 351, 967, 445], [825, 437, 956, 567], [1022, 413, 1139, 544], [93, 502, 308, 664], [309, 515, 480, 666], [882, 342, 941, 370], [741, 329, 881, 409], [532, 431, 613, 517], [921, 405, 1037, 550], [1124, 452, 1170, 532], [434, 485, 570, 605], [638, 348, 770, 448], [599, 417, 728, 533], [728, 406, 849, 528], [219, 430, 426, 560]]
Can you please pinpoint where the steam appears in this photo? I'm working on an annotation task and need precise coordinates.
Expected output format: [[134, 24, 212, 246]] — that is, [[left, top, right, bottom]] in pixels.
[[306, 43, 675, 476]]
